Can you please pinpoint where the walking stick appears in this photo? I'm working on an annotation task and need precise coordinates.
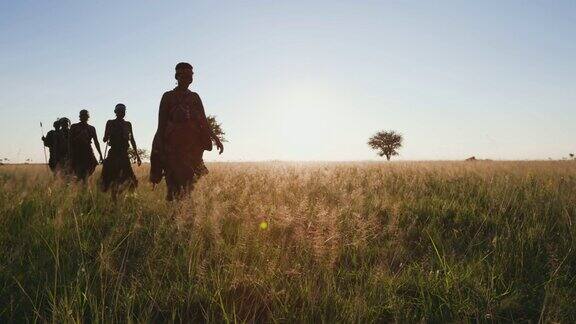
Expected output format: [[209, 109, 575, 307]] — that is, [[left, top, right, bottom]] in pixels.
[[40, 122, 48, 166]]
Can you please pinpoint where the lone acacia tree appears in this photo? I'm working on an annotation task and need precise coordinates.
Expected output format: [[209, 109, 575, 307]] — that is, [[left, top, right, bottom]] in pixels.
[[368, 130, 403, 161]]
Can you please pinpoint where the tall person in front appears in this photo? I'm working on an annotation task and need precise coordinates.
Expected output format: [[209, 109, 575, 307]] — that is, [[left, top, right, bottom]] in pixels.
[[150, 62, 224, 201]]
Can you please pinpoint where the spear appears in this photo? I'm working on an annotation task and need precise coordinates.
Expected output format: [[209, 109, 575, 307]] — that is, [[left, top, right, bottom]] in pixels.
[[40, 122, 48, 165]]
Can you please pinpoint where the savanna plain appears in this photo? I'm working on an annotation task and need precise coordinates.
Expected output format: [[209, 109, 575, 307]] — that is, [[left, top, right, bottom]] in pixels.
[[1, 161, 575, 322]]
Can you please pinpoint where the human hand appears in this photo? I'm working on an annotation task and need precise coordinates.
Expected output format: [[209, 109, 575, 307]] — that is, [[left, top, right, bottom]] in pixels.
[[216, 140, 224, 155]]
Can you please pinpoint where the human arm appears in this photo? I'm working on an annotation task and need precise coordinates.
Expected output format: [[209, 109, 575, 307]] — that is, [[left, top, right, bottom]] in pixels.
[[128, 123, 141, 166], [212, 129, 224, 154], [103, 121, 111, 143], [42, 131, 53, 147], [91, 126, 103, 162], [196, 94, 224, 154], [153, 93, 169, 153], [149, 92, 169, 184]]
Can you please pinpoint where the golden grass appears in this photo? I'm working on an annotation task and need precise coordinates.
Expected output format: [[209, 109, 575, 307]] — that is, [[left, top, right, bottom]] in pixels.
[[1, 161, 575, 322]]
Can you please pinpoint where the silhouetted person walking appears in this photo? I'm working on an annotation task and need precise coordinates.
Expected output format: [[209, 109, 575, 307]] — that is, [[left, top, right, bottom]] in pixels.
[[41, 117, 70, 173], [69, 109, 103, 182], [55, 117, 71, 173], [42, 120, 61, 172], [150, 62, 224, 201], [100, 104, 140, 199]]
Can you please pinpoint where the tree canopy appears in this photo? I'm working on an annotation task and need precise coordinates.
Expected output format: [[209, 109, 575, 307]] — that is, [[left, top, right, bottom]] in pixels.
[[368, 130, 403, 161]]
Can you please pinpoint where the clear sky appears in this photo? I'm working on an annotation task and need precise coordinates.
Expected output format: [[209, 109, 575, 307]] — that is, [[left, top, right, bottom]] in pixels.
[[1, 0, 575, 162]]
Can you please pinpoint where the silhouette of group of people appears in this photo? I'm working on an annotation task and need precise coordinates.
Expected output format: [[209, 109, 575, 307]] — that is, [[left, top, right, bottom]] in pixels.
[[42, 117, 71, 172], [42, 62, 224, 201], [42, 105, 140, 199]]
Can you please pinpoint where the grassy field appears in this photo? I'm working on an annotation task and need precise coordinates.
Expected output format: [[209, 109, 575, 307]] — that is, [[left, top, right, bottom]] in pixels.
[[1, 161, 575, 322]]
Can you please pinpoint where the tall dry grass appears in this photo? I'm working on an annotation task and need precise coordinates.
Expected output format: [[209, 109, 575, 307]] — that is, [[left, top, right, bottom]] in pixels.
[[1, 161, 575, 322]]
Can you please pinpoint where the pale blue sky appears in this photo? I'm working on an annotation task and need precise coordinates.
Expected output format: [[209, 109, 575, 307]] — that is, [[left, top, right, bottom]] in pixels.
[[1, 0, 575, 162]]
